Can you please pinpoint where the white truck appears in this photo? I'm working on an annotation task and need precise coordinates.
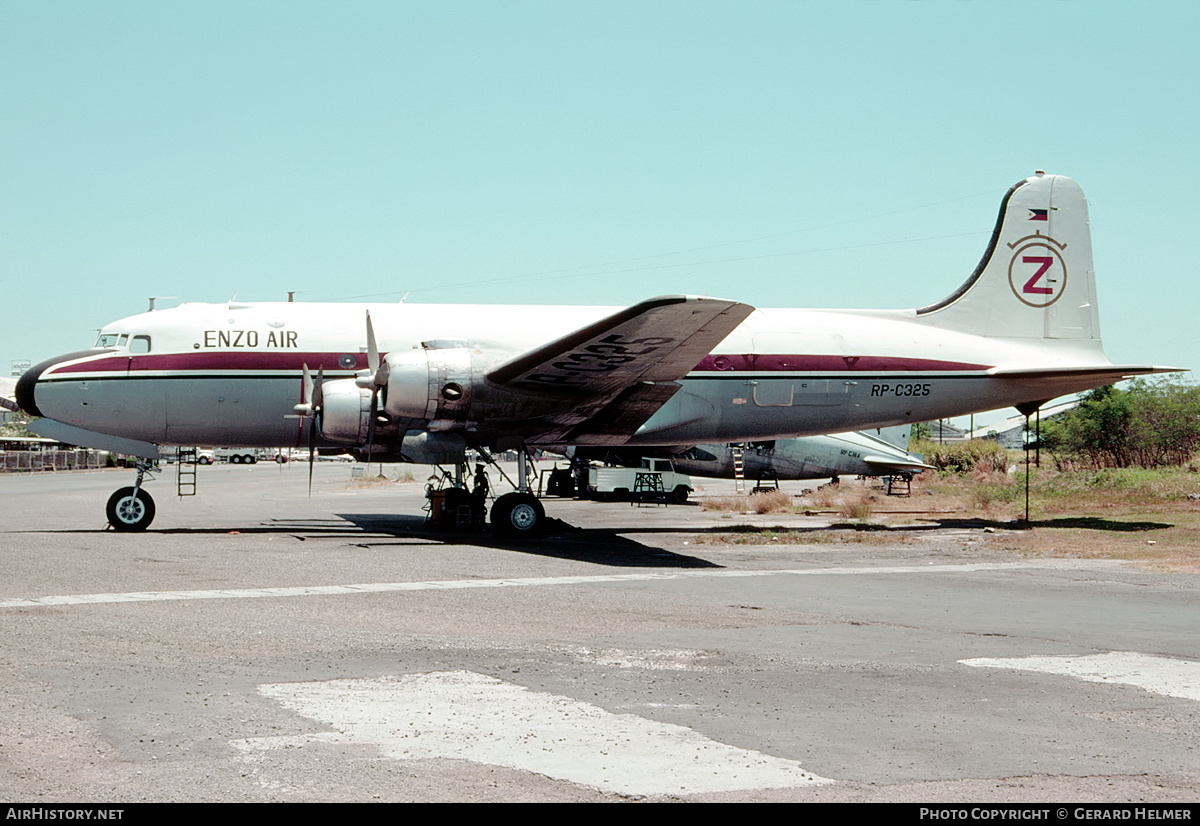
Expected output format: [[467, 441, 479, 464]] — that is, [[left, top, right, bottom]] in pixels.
[[213, 448, 267, 464], [586, 458, 693, 503]]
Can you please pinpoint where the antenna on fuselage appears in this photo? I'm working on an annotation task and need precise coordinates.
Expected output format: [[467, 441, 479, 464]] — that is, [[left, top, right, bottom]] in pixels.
[[147, 297, 176, 312]]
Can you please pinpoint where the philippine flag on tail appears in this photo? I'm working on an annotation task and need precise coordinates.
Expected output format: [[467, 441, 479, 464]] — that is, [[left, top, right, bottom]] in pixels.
[[1028, 208, 1049, 221]]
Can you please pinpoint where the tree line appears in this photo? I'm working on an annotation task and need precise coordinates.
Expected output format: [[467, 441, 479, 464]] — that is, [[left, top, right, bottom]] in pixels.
[[1039, 378, 1200, 469]]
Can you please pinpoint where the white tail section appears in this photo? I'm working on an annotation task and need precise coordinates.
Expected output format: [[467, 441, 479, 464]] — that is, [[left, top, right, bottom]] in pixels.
[[871, 425, 912, 450], [917, 172, 1100, 341]]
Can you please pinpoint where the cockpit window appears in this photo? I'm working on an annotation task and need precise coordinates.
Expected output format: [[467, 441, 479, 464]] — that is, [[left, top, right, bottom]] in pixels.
[[94, 332, 146, 351]]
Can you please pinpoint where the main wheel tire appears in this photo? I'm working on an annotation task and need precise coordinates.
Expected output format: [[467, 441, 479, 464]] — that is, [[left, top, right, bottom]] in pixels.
[[106, 487, 156, 532], [491, 492, 545, 538]]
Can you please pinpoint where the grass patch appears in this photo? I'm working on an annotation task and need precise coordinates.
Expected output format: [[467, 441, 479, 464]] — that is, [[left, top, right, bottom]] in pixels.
[[889, 465, 1200, 571], [701, 489, 793, 514]]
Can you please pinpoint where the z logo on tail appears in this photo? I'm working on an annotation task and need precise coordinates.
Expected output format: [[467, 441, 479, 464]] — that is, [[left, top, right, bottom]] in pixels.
[[1008, 233, 1067, 308]]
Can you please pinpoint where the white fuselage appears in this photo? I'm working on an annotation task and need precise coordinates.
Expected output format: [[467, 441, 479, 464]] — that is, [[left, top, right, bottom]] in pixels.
[[21, 299, 1116, 451]]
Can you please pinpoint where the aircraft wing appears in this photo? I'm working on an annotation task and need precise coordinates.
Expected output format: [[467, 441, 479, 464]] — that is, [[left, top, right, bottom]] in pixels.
[[488, 296, 754, 445]]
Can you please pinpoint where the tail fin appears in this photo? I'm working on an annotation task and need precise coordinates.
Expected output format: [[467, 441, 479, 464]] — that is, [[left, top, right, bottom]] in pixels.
[[917, 171, 1099, 341], [870, 425, 913, 450]]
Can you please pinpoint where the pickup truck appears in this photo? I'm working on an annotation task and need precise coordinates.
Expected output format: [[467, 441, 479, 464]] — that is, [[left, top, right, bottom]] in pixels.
[[587, 458, 692, 503]]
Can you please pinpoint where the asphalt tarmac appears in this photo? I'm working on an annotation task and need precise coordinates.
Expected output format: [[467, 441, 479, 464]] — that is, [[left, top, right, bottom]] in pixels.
[[1, 463, 1198, 802]]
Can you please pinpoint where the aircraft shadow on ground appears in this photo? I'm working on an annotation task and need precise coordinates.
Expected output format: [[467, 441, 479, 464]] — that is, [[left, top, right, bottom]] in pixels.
[[621, 515, 1174, 538], [22, 515, 716, 568], [807, 516, 1174, 533], [329, 513, 722, 568]]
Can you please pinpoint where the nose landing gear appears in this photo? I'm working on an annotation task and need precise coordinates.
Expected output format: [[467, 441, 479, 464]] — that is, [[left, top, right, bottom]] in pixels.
[[106, 459, 156, 531]]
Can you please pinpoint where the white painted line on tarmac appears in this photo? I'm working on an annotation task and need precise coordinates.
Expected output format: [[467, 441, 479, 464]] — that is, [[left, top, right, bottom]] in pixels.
[[0, 559, 1128, 610], [234, 670, 832, 796], [960, 652, 1200, 701]]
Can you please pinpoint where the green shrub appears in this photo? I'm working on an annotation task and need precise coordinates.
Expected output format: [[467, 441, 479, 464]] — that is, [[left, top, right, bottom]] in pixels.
[[912, 438, 1011, 475]]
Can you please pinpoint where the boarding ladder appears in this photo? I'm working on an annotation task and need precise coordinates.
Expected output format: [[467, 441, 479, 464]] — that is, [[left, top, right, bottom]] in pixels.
[[732, 445, 746, 494], [176, 447, 198, 497]]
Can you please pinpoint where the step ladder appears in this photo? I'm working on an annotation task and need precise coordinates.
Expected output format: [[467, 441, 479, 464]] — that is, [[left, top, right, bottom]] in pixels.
[[631, 471, 667, 506], [732, 445, 746, 494], [176, 447, 198, 497]]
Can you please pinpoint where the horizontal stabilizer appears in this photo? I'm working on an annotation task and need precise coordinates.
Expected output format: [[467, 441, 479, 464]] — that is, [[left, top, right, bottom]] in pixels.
[[987, 364, 1180, 379], [862, 455, 935, 473]]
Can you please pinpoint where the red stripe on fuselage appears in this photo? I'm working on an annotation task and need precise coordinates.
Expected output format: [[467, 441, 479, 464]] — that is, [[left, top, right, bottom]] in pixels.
[[45, 350, 993, 378]]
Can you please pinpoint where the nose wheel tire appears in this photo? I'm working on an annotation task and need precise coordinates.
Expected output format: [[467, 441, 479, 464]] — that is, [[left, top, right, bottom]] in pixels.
[[491, 492, 545, 537], [106, 487, 156, 532]]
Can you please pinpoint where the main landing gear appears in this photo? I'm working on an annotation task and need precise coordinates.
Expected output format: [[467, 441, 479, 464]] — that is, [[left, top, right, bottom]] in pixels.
[[425, 448, 547, 538], [490, 449, 545, 537], [106, 459, 156, 532]]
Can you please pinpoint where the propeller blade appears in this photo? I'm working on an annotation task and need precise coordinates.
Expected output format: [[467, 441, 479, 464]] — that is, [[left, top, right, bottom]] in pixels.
[[305, 365, 324, 496], [307, 419, 316, 496], [366, 311, 380, 378]]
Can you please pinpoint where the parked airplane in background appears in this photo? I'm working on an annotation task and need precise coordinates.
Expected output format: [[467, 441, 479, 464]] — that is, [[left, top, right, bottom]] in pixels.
[[673, 428, 934, 486], [0, 377, 18, 413], [16, 172, 1173, 534], [570, 427, 932, 493]]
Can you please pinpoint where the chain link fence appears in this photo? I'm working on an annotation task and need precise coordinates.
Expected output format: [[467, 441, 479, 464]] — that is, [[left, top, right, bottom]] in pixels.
[[0, 450, 109, 472]]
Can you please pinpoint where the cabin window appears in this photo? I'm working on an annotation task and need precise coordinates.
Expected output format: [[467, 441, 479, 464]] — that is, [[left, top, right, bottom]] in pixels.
[[129, 335, 152, 353]]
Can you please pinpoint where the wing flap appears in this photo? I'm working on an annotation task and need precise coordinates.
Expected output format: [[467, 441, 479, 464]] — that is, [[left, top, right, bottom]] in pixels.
[[531, 381, 683, 447]]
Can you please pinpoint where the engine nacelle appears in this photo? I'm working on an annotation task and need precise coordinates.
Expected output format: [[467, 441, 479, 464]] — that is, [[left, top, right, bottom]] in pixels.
[[384, 346, 477, 423], [319, 378, 373, 444], [382, 342, 576, 432], [399, 430, 467, 465]]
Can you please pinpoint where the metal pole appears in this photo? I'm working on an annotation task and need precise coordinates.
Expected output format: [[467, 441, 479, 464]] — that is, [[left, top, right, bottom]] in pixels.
[[1024, 414, 1031, 524]]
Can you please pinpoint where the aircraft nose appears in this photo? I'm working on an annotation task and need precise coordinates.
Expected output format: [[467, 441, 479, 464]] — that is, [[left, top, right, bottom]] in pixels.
[[15, 363, 44, 417], [15, 350, 101, 418]]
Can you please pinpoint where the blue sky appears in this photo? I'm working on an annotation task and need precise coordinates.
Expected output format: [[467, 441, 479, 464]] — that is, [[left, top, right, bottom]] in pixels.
[[3, 1, 1196, 425]]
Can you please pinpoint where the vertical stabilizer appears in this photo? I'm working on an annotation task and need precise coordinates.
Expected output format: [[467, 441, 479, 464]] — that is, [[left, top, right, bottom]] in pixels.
[[917, 172, 1100, 341]]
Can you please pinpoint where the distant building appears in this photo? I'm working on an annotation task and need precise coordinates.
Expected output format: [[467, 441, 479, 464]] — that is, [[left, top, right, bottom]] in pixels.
[[966, 400, 1081, 449], [923, 420, 968, 441]]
